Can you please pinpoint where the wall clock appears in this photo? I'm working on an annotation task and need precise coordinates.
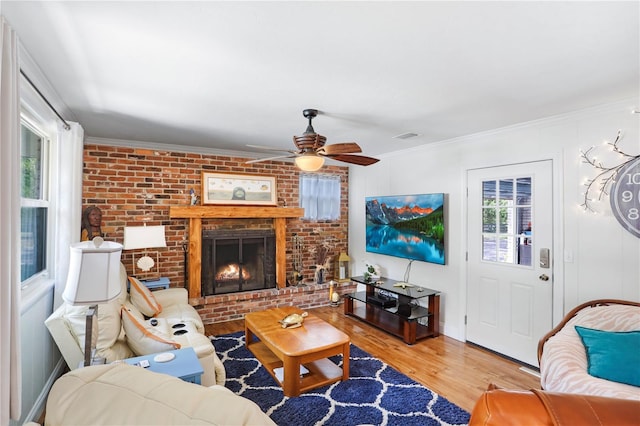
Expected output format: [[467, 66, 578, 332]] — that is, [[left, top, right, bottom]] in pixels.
[[610, 157, 640, 238]]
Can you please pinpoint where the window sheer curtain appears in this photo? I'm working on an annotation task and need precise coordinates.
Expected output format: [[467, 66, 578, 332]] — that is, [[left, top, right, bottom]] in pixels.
[[0, 17, 22, 423], [299, 173, 341, 220], [54, 121, 84, 303]]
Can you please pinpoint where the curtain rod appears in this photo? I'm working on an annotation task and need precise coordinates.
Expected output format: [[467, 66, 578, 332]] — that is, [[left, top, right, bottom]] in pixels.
[[20, 68, 71, 131]]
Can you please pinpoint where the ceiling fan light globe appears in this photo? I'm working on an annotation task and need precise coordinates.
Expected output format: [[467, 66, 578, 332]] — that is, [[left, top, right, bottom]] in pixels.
[[295, 154, 325, 171]]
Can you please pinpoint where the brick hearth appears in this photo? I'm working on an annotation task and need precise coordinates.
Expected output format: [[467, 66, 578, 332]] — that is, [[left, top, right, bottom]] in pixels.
[[194, 281, 357, 324]]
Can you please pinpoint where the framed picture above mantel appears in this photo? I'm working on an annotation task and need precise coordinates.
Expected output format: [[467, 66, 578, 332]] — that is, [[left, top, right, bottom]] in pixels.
[[201, 172, 277, 206]]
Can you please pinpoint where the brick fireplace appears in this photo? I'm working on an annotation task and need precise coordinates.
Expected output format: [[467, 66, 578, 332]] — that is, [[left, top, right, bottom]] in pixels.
[[169, 205, 356, 324], [169, 205, 304, 296], [202, 228, 276, 295], [82, 144, 352, 325]]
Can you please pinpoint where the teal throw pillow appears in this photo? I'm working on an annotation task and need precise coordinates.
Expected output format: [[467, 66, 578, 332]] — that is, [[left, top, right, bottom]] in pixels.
[[574, 325, 640, 387]]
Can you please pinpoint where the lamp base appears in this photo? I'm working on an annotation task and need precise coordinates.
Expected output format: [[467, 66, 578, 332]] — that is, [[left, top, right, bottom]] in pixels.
[[84, 305, 98, 367], [78, 357, 106, 369]]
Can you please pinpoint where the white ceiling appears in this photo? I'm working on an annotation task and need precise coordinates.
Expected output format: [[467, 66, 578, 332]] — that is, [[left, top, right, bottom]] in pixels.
[[3, 1, 639, 162]]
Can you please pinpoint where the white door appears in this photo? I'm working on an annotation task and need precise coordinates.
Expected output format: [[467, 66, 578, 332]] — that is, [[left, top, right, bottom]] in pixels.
[[466, 160, 553, 367]]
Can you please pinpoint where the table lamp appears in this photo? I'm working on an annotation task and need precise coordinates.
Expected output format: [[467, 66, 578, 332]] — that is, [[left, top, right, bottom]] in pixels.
[[123, 225, 166, 280], [62, 237, 123, 366]]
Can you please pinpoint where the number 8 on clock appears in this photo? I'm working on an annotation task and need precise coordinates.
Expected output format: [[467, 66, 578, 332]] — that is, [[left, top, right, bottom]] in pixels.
[[610, 157, 640, 238]]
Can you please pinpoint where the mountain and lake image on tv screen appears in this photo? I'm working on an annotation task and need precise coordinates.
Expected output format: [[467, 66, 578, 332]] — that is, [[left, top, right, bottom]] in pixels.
[[365, 193, 445, 265]]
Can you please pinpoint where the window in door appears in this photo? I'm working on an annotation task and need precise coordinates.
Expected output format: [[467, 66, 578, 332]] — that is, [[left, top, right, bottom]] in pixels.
[[481, 177, 532, 266]]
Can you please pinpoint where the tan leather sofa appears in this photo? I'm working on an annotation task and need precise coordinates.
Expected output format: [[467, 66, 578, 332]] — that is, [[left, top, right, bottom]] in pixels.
[[45, 264, 225, 386], [41, 363, 275, 426], [469, 386, 640, 426]]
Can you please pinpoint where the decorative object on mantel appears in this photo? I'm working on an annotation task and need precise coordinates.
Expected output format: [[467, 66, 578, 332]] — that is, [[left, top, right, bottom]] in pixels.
[[123, 225, 167, 280], [189, 188, 199, 205], [201, 171, 276, 206], [278, 311, 308, 329]]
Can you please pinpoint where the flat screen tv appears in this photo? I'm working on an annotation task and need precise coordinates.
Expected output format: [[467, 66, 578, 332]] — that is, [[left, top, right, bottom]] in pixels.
[[365, 193, 445, 265]]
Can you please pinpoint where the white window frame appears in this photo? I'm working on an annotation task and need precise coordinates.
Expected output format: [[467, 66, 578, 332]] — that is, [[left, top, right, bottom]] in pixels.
[[18, 78, 62, 299], [19, 115, 54, 289]]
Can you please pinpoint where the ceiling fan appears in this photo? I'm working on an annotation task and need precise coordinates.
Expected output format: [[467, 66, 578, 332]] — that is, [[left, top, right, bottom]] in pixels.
[[246, 109, 379, 171]]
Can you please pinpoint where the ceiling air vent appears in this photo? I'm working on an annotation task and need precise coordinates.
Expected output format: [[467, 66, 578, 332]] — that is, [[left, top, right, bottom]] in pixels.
[[393, 132, 420, 140]]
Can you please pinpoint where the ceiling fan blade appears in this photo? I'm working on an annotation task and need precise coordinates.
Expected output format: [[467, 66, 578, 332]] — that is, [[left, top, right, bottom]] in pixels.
[[246, 144, 296, 154], [245, 155, 296, 164], [319, 142, 362, 155], [325, 154, 380, 166]]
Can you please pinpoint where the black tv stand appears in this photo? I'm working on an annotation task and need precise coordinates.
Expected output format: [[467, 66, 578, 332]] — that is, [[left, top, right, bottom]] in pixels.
[[345, 276, 440, 345]]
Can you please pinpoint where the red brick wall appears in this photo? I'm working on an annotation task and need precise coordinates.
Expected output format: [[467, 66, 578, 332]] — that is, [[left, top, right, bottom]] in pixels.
[[82, 143, 351, 322]]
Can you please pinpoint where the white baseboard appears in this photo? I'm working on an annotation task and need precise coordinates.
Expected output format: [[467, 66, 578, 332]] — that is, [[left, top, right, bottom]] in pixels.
[[519, 366, 541, 378], [23, 358, 67, 425]]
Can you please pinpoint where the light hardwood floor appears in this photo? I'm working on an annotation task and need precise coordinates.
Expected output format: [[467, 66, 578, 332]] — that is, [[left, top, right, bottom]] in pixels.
[[205, 305, 541, 412]]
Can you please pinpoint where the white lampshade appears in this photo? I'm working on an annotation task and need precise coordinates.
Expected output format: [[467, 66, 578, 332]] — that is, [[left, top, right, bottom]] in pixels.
[[123, 225, 167, 250], [295, 153, 325, 171], [62, 239, 123, 305]]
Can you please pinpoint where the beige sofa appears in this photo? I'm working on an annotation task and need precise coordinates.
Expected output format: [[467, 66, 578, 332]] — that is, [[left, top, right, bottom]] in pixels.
[[45, 264, 225, 387], [41, 363, 275, 425]]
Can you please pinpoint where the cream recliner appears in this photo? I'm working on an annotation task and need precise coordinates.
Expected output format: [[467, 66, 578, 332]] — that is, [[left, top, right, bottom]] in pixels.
[[42, 363, 274, 425], [45, 264, 225, 386]]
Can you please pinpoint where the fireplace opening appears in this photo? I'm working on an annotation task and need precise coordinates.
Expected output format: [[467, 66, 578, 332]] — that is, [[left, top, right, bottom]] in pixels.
[[202, 229, 276, 295]]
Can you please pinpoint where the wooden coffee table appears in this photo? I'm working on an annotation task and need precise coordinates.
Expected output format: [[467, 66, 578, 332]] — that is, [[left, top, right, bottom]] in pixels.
[[244, 307, 350, 397]]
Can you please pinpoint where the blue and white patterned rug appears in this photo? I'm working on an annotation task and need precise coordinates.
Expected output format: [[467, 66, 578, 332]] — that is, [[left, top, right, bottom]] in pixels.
[[212, 332, 470, 426]]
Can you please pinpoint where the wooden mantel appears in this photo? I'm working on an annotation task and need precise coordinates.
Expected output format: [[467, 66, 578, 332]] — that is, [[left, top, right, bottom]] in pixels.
[[169, 206, 304, 299]]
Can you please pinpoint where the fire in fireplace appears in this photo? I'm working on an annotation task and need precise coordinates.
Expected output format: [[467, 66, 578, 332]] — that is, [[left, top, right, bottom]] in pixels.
[[202, 229, 276, 295], [216, 263, 251, 281]]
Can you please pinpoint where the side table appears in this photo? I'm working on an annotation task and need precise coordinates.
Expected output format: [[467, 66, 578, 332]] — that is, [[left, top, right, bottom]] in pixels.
[[141, 276, 170, 290], [124, 347, 203, 384]]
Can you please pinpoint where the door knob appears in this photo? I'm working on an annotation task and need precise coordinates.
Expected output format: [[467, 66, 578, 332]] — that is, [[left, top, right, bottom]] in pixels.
[[539, 274, 549, 281]]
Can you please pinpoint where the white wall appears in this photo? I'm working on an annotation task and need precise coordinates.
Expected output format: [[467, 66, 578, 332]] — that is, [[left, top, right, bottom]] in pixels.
[[11, 284, 63, 426], [349, 98, 640, 342]]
